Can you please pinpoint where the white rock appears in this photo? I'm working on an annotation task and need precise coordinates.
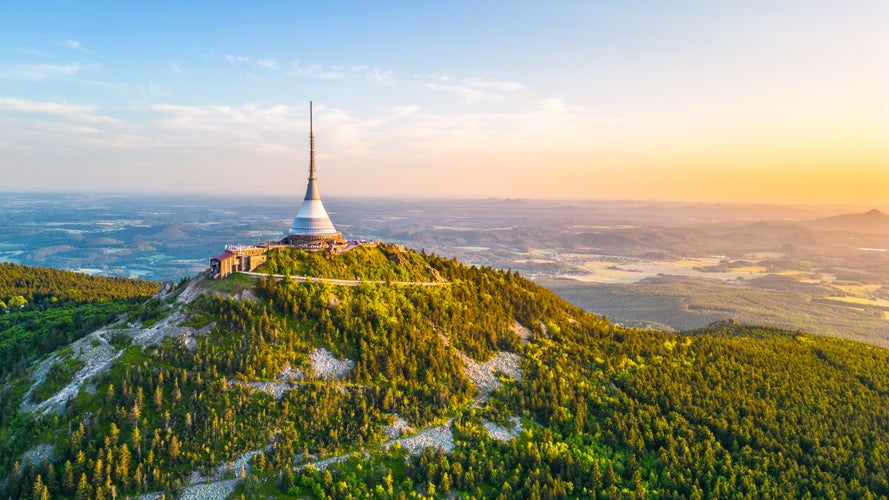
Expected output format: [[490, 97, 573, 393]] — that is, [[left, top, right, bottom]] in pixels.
[[310, 348, 354, 380], [483, 417, 523, 442], [513, 320, 533, 344], [19, 443, 55, 466], [386, 421, 455, 455], [178, 478, 240, 500], [384, 414, 412, 440], [457, 350, 523, 403]]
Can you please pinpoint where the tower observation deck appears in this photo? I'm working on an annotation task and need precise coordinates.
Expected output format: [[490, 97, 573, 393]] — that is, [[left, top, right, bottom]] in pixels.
[[283, 101, 342, 246]]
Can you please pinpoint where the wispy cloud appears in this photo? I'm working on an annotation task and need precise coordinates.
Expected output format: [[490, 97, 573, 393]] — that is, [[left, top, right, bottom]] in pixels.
[[143, 102, 386, 157], [65, 39, 87, 52], [73, 79, 165, 101], [365, 95, 620, 161], [13, 45, 51, 57], [170, 63, 184, 74], [225, 54, 251, 63], [223, 51, 397, 84], [392, 105, 420, 117], [0, 96, 118, 124], [424, 76, 525, 103], [145, 102, 303, 154], [256, 58, 278, 70], [465, 78, 524, 92], [287, 61, 396, 84], [0, 62, 100, 80], [426, 83, 488, 104], [540, 97, 568, 112], [226, 54, 283, 72], [0, 96, 147, 151]]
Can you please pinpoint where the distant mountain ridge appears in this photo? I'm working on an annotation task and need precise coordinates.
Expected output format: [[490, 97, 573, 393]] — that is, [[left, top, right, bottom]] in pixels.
[[804, 208, 889, 234]]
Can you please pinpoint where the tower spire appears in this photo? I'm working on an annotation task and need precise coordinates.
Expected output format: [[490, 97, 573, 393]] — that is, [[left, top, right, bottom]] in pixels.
[[285, 100, 341, 244], [309, 101, 316, 180]]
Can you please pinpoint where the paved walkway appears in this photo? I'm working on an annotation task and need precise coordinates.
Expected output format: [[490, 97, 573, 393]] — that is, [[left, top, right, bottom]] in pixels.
[[239, 272, 449, 286]]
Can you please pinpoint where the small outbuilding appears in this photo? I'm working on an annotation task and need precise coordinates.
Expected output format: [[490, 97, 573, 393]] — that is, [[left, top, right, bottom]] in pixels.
[[210, 251, 236, 278], [210, 247, 269, 279]]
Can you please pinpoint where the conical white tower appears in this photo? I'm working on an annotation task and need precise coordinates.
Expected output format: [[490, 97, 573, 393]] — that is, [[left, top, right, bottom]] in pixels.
[[285, 102, 342, 244]]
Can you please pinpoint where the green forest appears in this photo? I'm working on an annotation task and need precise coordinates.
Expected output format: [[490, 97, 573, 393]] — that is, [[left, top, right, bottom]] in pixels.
[[0, 265, 159, 382], [1, 250, 888, 499], [0, 263, 159, 306]]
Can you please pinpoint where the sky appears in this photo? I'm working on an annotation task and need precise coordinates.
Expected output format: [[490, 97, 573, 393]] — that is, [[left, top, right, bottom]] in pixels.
[[1, 1, 887, 205]]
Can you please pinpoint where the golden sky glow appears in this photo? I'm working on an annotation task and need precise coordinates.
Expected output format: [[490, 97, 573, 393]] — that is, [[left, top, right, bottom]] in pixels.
[[1, 2, 887, 205]]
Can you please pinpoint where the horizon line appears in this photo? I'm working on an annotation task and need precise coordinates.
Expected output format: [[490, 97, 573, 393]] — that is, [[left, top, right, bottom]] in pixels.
[[0, 189, 886, 210]]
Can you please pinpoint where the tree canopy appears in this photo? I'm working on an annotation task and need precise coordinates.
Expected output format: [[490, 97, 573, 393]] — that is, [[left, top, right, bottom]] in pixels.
[[1, 253, 888, 499]]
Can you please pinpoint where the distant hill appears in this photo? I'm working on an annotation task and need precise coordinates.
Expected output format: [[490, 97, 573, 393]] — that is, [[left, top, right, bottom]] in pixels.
[[2, 255, 889, 499], [0, 262, 159, 304], [720, 221, 821, 247], [804, 208, 889, 234]]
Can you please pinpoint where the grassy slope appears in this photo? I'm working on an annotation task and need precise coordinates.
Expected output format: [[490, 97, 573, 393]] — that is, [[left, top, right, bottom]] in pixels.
[[258, 244, 442, 282]]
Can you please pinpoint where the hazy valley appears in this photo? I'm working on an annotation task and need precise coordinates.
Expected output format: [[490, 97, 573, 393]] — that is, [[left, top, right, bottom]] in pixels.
[[2, 193, 887, 346]]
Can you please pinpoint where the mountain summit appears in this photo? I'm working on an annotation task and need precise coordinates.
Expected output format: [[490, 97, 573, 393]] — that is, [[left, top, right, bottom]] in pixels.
[[804, 208, 889, 234], [3, 248, 889, 498]]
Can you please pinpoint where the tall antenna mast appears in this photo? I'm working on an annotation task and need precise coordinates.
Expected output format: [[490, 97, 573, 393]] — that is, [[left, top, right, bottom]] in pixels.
[[285, 98, 341, 243], [309, 101, 316, 180]]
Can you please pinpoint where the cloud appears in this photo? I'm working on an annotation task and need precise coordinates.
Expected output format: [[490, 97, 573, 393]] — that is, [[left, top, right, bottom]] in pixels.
[[416, 74, 450, 82], [256, 58, 278, 70], [13, 46, 51, 57], [65, 39, 87, 52], [143, 102, 305, 154], [466, 78, 524, 92], [426, 83, 488, 104], [74, 79, 166, 101], [0, 92, 622, 193], [222, 51, 397, 83], [540, 97, 568, 112], [425, 76, 525, 103], [142, 102, 387, 158], [0, 96, 149, 151], [225, 54, 251, 63], [289, 61, 396, 84], [0, 62, 100, 80], [170, 63, 184, 74], [0, 96, 118, 124], [392, 105, 420, 117]]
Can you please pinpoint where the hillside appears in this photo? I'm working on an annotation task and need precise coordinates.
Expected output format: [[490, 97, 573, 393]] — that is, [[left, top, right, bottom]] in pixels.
[[804, 208, 889, 234], [0, 262, 160, 305], [0, 265, 160, 382], [1, 253, 888, 499], [258, 244, 445, 283]]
